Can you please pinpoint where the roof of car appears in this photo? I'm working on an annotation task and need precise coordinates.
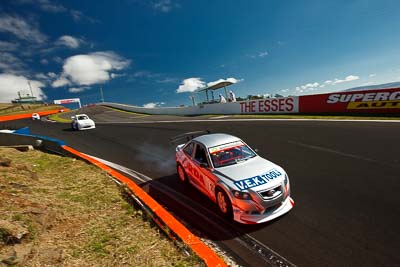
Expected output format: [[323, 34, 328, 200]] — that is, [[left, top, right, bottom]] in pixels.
[[193, 133, 241, 148]]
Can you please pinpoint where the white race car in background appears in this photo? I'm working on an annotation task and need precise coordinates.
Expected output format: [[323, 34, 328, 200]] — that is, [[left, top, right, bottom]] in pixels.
[[32, 113, 40, 120], [71, 114, 95, 130], [175, 132, 294, 224]]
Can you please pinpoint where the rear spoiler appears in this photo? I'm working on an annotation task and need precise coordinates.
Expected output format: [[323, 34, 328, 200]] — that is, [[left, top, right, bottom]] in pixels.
[[170, 130, 210, 145]]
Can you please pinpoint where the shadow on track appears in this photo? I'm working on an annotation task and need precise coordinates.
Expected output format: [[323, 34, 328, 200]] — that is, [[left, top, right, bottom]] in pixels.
[[142, 172, 280, 242]]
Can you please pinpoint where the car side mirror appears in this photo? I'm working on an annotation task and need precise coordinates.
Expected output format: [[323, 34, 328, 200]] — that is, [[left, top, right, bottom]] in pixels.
[[254, 148, 259, 153], [200, 162, 208, 168]]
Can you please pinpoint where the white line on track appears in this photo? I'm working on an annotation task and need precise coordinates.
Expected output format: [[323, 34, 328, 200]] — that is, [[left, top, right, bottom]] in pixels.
[[210, 115, 231, 119], [288, 141, 380, 163]]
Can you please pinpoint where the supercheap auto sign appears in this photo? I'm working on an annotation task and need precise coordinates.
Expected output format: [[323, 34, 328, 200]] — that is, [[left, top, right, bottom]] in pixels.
[[299, 88, 400, 113]]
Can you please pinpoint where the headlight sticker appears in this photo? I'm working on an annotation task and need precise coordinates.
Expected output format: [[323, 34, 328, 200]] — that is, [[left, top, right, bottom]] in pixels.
[[234, 169, 282, 190]]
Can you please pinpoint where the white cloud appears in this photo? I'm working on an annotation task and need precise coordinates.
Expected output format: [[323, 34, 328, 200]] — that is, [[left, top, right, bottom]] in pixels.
[[34, 72, 57, 83], [36, 0, 67, 13], [52, 76, 70, 87], [300, 82, 320, 90], [53, 56, 63, 63], [0, 73, 46, 102], [110, 73, 125, 79], [143, 102, 165, 108], [69, 9, 97, 24], [207, 77, 242, 87], [34, 73, 49, 80], [152, 0, 179, 13], [133, 71, 157, 78], [332, 75, 360, 85], [0, 52, 26, 73], [47, 72, 57, 78], [0, 41, 17, 51], [157, 77, 177, 83], [369, 73, 377, 78], [56, 35, 81, 49], [293, 74, 361, 95], [15, 1, 96, 24], [249, 51, 269, 59], [176, 78, 205, 93], [52, 51, 130, 87], [0, 14, 47, 43], [68, 86, 90, 93], [40, 59, 49, 65]]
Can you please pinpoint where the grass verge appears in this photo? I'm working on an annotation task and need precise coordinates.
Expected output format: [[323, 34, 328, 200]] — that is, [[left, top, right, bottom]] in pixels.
[[0, 147, 203, 266], [0, 104, 65, 116], [48, 112, 73, 123]]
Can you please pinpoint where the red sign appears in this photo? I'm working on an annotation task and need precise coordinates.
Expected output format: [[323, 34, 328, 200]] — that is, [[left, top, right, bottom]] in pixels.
[[299, 88, 400, 113], [240, 97, 298, 113]]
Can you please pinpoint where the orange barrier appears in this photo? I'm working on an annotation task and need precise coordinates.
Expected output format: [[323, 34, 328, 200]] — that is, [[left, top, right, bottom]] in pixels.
[[62, 145, 227, 267], [0, 109, 69, 122]]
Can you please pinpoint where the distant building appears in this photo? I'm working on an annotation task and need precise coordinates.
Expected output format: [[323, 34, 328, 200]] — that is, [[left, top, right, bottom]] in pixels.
[[11, 92, 43, 104]]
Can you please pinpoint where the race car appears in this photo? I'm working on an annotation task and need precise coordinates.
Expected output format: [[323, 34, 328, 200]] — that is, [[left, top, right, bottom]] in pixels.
[[31, 113, 40, 120], [175, 132, 294, 224], [71, 114, 95, 130]]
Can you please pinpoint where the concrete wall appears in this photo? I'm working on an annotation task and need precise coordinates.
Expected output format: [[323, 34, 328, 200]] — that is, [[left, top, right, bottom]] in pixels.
[[101, 96, 299, 115]]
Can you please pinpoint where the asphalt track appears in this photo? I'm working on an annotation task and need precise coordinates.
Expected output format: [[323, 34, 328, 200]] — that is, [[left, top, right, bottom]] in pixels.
[[2, 106, 400, 267]]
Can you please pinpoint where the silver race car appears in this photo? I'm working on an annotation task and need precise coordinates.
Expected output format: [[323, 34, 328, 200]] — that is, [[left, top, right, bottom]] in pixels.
[[71, 114, 96, 130], [175, 133, 294, 224]]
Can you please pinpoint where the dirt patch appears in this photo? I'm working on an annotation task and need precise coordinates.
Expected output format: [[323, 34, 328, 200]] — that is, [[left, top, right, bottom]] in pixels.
[[0, 147, 203, 266]]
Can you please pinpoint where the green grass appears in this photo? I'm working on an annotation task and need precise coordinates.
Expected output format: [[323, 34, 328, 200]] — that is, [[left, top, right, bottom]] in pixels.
[[0, 147, 204, 266], [0, 104, 65, 116], [103, 106, 149, 116], [48, 111, 73, 123]]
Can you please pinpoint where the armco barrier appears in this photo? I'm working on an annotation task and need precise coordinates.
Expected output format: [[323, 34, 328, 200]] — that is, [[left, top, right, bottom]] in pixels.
[[0, 109, 68, 122], [0, 130, 226, 267]]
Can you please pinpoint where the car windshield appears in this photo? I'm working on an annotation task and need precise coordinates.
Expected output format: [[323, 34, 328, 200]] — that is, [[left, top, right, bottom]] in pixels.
[[77, 115, 88, 120], [209, 143, 256, 168]]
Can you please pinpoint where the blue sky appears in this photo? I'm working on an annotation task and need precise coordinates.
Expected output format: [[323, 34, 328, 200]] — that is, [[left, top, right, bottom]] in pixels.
[[0, 0, 400, 107]]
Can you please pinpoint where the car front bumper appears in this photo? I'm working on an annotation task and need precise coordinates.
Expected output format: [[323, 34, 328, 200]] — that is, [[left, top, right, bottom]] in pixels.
[[232, 196, 294, 224]]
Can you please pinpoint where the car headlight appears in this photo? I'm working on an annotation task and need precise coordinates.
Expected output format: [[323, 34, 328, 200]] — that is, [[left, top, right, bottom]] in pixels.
[[232, 190, 252, 200]]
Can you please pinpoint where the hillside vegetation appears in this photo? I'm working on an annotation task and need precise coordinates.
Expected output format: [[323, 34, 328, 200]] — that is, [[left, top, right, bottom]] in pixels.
[[0, 147, 202, 266]]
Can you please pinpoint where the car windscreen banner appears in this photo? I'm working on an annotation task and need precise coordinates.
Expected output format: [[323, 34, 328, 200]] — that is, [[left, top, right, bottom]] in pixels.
[[298, 88, 400, 113]]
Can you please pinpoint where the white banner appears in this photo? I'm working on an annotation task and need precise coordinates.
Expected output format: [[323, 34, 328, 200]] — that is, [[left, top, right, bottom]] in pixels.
[[54, 98, 81, 108]]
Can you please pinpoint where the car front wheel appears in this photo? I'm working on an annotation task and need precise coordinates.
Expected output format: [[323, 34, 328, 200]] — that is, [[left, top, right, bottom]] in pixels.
[[216, 188, 232, 219], [177, 164, 188, 185]]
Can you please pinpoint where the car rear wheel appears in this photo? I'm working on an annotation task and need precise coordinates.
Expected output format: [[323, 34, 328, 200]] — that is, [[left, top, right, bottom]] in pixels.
[[216, 188, 232, 219], [177, 164, 188, 184]]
